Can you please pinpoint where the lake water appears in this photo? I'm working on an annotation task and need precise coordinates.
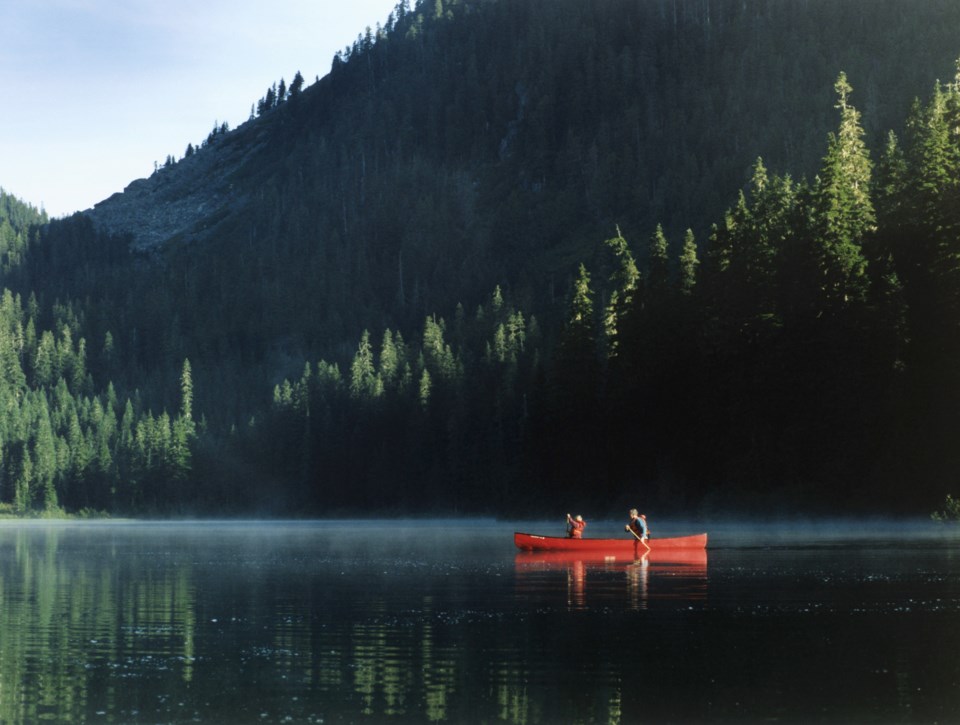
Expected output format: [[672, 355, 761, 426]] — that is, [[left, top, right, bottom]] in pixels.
[[0, 519, 958, 724]]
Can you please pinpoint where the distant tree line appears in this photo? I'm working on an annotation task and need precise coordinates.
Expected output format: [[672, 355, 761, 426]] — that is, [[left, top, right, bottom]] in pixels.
[[157, 70, 307, 172]]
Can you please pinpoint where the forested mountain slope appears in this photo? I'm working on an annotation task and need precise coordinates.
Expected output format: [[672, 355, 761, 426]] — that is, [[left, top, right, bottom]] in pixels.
[[2, 0, 960, 516], [88, 0, 960, 336]]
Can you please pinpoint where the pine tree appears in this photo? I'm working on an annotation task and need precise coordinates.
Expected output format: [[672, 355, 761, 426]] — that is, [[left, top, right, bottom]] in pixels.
[[602, 230, 640, 358], [811, 72, 874, 310], [32, 397, 58, 511], [885, 68, 960, 407], [560, 265, 595, 364], [647, 224, 670, 296], [349, 330, 379, 399], [418, 368, 432, 408], [491, 285, 504, 315], [180, 359, 194, 422], [866, 130, 909, 367], [0, 323, 26, 393], [678, 228, 698, 295], [493, 323, 508, 363], [290, 71, 305, 97], [171, 416, 193, 484], [378, 329, 400, 390], [743, 160, 786, 311], [33, 331, 56, 388], [422, 315, 458, 382], [14, 449, 32, 513], [67, 409, 89, 482], [553, 263, 599, 415]]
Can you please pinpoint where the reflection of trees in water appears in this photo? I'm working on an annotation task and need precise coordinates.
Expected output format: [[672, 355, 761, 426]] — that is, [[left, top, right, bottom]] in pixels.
[[420, 597, 457, 722], [496, 679, 530, 724], [0, 527, 196, 724], [0, 528, 707, 724], [308, 594, 460, 721]]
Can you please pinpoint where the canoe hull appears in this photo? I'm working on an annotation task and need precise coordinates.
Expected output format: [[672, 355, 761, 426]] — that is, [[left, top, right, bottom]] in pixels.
[[514, 531, 707, 552]]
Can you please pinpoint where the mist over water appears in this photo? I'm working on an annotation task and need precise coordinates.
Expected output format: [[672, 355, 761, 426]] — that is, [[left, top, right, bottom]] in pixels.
[[0, 518, 957, 723]]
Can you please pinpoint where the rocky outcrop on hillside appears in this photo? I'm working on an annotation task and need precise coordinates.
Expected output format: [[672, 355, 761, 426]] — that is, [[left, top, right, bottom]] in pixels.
[[84, 124, 262, 251]]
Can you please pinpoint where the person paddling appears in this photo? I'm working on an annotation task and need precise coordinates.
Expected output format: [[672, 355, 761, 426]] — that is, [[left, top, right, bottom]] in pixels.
[[566, 513, 586, 539], [625, 509, 650, 551]]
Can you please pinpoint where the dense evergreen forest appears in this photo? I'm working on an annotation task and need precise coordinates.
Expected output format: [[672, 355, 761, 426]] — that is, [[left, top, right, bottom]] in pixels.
[[2, 0, 960, 517]]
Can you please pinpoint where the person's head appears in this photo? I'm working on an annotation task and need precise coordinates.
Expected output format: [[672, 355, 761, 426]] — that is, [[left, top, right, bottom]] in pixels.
[[575, 515, 583, 522], [629, 508, 638, 518]]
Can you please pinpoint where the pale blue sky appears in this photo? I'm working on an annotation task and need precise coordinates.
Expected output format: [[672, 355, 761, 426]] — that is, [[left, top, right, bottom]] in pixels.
[[0, 0, 399, 217]]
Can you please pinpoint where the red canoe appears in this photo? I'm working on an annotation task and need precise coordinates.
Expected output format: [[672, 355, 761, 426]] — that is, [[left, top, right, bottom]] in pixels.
[[514, 531, 707, 553]]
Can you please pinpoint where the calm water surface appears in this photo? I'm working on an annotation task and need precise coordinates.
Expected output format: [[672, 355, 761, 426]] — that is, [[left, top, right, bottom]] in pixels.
[[0, 519, 958, 723]]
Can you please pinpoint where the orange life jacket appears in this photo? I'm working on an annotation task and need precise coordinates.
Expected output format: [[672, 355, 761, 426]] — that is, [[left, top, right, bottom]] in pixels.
[[568, 519, 586, 538]]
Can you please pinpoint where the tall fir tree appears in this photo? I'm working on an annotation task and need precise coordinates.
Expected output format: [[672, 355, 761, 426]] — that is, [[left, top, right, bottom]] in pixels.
[[678, 228, 698, 296], [349, 330, 380, 400], [602, 230, 640, 358], [811, 72, 874, 311], [647, 224, 670, 297]]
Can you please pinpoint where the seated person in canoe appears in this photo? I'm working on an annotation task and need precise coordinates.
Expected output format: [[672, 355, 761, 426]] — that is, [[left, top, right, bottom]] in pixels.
[[566, 513, 586, 538]]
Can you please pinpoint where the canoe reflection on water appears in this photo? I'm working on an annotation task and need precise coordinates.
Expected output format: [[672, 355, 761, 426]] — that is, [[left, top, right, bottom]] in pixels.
[[514, 548, 707, 610]]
